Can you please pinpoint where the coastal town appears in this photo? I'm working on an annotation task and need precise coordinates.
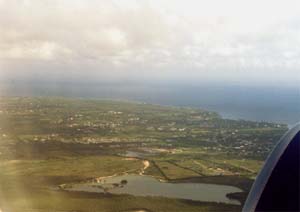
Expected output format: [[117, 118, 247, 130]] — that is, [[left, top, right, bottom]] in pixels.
[[0, 97, 288, 212]]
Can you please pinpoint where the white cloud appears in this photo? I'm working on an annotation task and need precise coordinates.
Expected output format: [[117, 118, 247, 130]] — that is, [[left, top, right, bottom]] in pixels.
[[0, 0, 299, 85]]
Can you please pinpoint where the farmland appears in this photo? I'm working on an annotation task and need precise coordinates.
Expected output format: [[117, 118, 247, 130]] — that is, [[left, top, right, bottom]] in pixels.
[[0, 97, 287, 212]]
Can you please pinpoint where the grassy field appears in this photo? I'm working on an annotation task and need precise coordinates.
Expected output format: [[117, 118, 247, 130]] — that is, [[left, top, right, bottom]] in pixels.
[[0, 145, 240, 212], [0, 97, 288, 212]]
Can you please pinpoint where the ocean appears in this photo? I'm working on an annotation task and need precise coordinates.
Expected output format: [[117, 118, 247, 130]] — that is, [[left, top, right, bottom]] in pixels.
[[1, 81, 299, 126]]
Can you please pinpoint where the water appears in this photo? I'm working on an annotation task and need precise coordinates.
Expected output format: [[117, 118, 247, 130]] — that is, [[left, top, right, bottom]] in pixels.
[[122, 150, 154, 158], [1, 81, 299, 125], [67, 174, 242, 205]]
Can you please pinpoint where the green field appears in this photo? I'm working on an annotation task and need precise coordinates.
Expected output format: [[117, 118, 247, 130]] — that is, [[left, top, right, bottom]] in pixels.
[[0, 97, 288, 212]]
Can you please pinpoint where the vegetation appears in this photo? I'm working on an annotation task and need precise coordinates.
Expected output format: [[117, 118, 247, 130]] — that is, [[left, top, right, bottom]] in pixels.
[[0, 97, 288, 212]]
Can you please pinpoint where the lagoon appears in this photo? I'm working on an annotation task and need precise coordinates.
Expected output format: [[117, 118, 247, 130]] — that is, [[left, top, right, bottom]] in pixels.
[[67, 174, 242, 205]]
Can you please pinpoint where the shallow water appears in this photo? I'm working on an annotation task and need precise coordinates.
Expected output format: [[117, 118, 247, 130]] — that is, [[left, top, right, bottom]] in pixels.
[[68, 174, 242, 205], [122, 151, 149, 158]]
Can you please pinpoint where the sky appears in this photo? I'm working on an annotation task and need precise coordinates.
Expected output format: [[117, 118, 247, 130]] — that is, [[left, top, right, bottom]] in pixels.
[[0, 0, 300, 86]]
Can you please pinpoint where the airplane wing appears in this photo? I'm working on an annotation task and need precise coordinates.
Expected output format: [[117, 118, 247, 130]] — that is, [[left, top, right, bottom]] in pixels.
[[243, 123, 300, 212]]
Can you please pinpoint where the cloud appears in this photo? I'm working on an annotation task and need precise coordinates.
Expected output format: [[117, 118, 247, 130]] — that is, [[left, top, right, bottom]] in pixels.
[[0, 0, 300, 85]]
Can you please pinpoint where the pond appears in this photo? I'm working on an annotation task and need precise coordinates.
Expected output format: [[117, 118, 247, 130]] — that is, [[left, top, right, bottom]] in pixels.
[[66, 174, 242, 205], [121, 150, 149, 158]]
